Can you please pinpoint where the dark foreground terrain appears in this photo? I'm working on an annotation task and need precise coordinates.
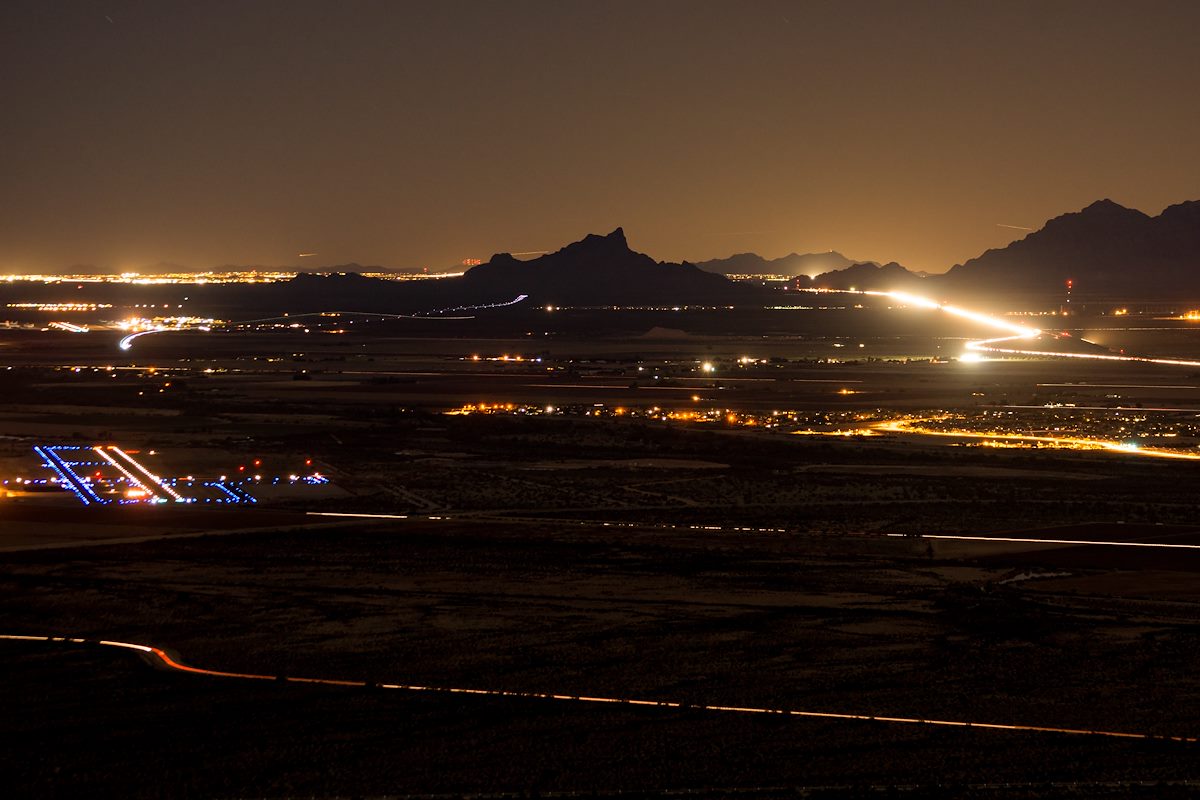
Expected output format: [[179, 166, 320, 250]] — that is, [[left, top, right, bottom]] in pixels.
[[5, 327, 1200, 797], [4, 518, 1200, 799]]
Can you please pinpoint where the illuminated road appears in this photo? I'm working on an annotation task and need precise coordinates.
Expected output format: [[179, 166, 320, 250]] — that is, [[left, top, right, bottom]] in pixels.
[[303, 511, 1200, 555], [872, 418, 1200, 461], [804, 288, 1200, 367], [965, 333, 1200, 368], [117, 328, 162, 351], [2, 634, 1193, 743], [887, 533, 1200, 551], [118, 294, 529, 351]]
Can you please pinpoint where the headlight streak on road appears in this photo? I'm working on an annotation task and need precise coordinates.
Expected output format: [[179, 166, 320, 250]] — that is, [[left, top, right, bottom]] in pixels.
[[115, 295, 529, 351], [966, 337, 1200, 368], [311, 511, 1200, 555], [859, 290, 1041, 339], [801, 288, 1041, 341], [805, 288, 1200, 367], [872, 419, 1200, 461], [1, 634, 1193, 744], [118, 328, 162, 351], [886, 533, 1200, 551], [307, 511, 411, 520]]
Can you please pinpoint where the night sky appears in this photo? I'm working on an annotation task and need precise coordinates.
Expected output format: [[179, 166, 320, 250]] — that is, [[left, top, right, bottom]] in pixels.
[[3, 0, 1198, 274]]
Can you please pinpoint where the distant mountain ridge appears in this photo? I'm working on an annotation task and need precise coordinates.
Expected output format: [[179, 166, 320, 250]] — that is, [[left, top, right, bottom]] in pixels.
[[693, 198, 1200, 299], [59, 197, 1200, 303], [802, 261, 927, 292], [697, 251, 857, 277], [941, 199, 1200, 296], [462, 227, 754, 305]]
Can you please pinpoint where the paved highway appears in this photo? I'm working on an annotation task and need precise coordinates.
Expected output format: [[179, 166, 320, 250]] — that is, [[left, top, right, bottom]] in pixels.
[[804, 288, 1200, 368], [3, 633, 1194, 744], [872, 417, 1200, 461]]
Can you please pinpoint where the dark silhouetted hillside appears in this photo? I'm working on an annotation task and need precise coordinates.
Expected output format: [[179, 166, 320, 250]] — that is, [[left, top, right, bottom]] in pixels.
[[462, 228, 755, 305], [698, 251, 856, 276], [940, 199, 1200, 297], [809, 261, 929, 292]]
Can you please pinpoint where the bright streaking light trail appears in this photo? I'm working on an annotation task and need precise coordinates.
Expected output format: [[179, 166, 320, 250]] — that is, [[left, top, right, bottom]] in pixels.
[[116, 295, 530, 351], [807, 288, 1200, 367], [859, 289, 1040, 339], [803, 288, 1040, 358], [118, 328, 162, 351], [2, 634, 1194, 744], [873, 418, 1200, 461], [964, 335, 1200, 368]]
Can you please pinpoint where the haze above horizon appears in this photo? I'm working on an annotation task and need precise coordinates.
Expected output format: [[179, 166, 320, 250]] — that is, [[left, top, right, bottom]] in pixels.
[[3, 0, 1198, 274]]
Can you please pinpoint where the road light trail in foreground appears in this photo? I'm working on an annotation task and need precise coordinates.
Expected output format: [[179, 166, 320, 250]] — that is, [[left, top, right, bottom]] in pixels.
[[2, 634, 1194, 744], [872, 418, 1200, 461]]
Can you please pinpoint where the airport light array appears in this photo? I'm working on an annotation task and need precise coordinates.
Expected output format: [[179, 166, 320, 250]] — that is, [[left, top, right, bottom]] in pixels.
[[28, 444, 330, 506]]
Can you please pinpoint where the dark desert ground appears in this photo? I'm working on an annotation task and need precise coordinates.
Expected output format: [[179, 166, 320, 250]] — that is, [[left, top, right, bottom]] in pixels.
[[5, 314, 1200, 798]]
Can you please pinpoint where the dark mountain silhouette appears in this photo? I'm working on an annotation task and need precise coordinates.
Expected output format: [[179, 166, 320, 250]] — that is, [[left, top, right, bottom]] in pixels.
[[35, 201, 1200, 310], [940, 199, 1200, 297], [692, 198, 1200, 299], [697, 251, 932, 292], [697, 251, 856, 276], [807, 261, 928, 292], [462, 228, 753, 305], [182, 228, 759, 314]]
